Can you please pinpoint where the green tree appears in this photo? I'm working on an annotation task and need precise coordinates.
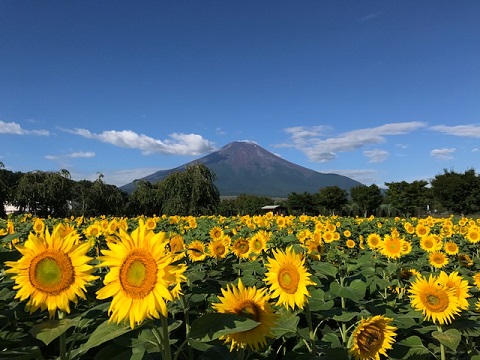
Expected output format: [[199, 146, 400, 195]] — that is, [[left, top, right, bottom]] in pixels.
[[430, 168, 480, 214], [350, 184, 384, 217], [229, 194, 273, 215], [126, 180, 162, 216], [158, 164, 220, 216], [316, 186, 348, 215], [384, 180, 429, 217], [287, 192, 317, 215]]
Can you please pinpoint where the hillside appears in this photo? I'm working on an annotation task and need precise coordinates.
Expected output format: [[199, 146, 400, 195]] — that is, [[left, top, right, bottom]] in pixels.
[[120, 141, 363, 197]]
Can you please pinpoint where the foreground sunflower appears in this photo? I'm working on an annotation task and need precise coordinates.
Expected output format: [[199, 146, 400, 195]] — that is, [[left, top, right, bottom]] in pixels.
[[349, 315, 397, 360], [437, 271, 471, 310], [212, 279, 277, 351], [408, 274, 461, 325], [264, 246, 315, 310], [96, 220, 184, 328], [5, 224, 97, 318]]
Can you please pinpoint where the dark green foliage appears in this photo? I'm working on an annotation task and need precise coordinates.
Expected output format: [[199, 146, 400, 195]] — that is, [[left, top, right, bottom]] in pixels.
[[316, 186, 348, 215], [350, 184, 384, 217], [384, 180, 429, 217]]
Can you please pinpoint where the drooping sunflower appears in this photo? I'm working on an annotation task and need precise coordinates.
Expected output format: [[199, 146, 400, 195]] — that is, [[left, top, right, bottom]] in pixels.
[[212, 279, 278, 352], [429, 251, 449, 269], [5, 224, 97, 318], [187, 240, 207, 262], [96, 220, 184, 328], [408, 274, 461, 325], [458, 253, 473, 267], [264, 246, 315, 310], [349, 315, 397, 360]]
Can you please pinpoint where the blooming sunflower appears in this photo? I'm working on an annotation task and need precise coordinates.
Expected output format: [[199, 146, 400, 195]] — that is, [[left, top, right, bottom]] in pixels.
[[212, 279, 277, 352], [5, 224, 97, 318], [208, 238, 229, 260], [408, 274, 461, 325], [187, 240, 207, 262], [96, 221, 184, 328], [429, 251, 449, 269], [419, 235, 442, 253], [349, 315, 397, 360], [444, 241, 459, 255], [264, 246, 315, 310], [367, 233, 381, 250], [209, 226, 224, 240], [249, 231, 268, 254], [232, 237, 251, 259], [379, 235, 404, 260], [346, 239, 356, 249], [437, 271, 471, 310], [466, 226, 480, 243]]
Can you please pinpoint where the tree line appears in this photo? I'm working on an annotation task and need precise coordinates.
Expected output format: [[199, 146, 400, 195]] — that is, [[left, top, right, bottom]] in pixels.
[[0, 161, 478, 218]]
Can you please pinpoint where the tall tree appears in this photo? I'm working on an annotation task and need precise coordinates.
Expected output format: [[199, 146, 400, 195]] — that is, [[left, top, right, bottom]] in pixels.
[[158, 164, 220, 216], [430, 168, 480, 214], [350, 184, 384, 217], [287, 192, 317, 215], [316, 186, 348, 215], [384, 180, 429, 217]]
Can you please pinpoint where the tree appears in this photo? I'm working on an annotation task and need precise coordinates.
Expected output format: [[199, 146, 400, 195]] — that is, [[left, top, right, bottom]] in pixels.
[[126, 180, 162, 216], [430, 169, 480, 214], [230, 194, 273, 215], [316, 186, 348, 215], [384, 180, 429, 217], [287, 192, 317, 215], [350, 184, 384, 217], [158, 164, 220, 216]]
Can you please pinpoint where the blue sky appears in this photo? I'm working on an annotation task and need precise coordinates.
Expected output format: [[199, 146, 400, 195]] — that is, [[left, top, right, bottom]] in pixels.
[[1, 1, 479, 188]]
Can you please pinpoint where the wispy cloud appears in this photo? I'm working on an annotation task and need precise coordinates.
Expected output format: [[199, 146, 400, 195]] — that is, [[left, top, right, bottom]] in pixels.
[[45, 151, 96, 161], [0, 120, 49, 136], [430, 124, 480, 138], [279, 122, 426, 162], [63, 128, 216, 156], [359, 11, 383, 23], [364, 149, 389, 163], [71, 167, 161, 187], [430, 148, 456, 160], [319, 169, 378, 185]]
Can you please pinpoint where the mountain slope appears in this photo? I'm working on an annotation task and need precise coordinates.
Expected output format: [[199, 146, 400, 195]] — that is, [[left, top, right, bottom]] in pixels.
[[121, 141, 363, 197]]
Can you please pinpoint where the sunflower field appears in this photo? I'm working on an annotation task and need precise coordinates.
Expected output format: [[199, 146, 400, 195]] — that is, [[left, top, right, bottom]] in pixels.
[[2, 213, 480, 360]]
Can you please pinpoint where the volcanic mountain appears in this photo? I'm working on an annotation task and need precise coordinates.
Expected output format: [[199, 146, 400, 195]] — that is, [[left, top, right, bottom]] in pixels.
[[120, 141, 363, 197]]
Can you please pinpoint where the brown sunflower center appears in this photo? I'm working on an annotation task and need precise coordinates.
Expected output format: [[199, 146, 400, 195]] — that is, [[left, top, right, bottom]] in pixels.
[[357, 324, 384, 353], [235, 300, 260, 321], [234, 240, 249, 254], [120, 250, 158, 299], [423, 290, 449, 312], [278, 264, 300, 294], [252, 239, 262, 251], [433, 255, 445, 264], [29, 251, 75, 295], [213, 243, 226, 256]]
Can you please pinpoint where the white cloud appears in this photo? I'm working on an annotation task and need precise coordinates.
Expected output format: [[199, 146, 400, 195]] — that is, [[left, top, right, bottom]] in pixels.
[[0, 120, 49, 136], [280, 122, 426, 162], [430, 148, 456, 160], [364, 149, 389, 163], [45, 151, 96, 160], [473, 148, 479, 152], [63, 128, 216, 155], [430, 124, 480, 138]]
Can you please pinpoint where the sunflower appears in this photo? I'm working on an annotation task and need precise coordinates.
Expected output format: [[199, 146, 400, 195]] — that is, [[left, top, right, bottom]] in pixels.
[[420, 235, 442, 253], [466, 226, 480, 243], [349, 315, 397, 360], [187, 240, 207, 262], [96, 220, 184, 328], [209, 226, 224, 240], [323, 231, 335, 244], [458, 253, 473, 267], [144, 217, 157, 231], [32, 218, 45, 233], [415, 224, 430, 237], [249, 231, 268, 254], [212, 279, 277, 351], [473, 273, 480, 288], [429, 252, 449, 269], [437, 271, 471, 310], [408, 274, 461, 325], [208, 238, 229, 260], [379, 234, 404, 260], [367, 233, 381, 250], [232, 237, 251, 259], [84, 222, 102, 239], [5, 224, 97, 318], [444, 241, 459, 256], [264, 246, 315, 310], [169, 234, 185, 258], [346, 239, 356, 249]]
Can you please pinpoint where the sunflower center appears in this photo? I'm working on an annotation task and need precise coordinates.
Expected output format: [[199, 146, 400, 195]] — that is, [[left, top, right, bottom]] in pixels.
[[120, 250, 158, 299], [214, 244, 225, 255], [357, 325, 384, 353], [29, 251, 75, 295], [278, 264, 300, 294], [423, 290, 449, 312], [235, 300, 260, 321]]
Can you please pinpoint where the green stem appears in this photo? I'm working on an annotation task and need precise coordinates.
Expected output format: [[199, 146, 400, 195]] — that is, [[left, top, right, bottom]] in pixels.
[[339, 277, 347, 345], [58, 311, 67, 360], [304, 304, 317, 355], [437, 325, 445, 360], [161, 315, 172, 360]]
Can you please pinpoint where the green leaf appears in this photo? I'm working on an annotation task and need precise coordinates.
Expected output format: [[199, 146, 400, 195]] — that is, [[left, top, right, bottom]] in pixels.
[[311, 261, 338, 278], [432, 328, 461, 352], [329, 279, 366, 301], [333, 311, 360, 322], [189, 313, 259, 342], [270, 311, 299, 337], [29, 318, 78, 345], [71, 320, 134, 357], [394, 336, 429, 358]]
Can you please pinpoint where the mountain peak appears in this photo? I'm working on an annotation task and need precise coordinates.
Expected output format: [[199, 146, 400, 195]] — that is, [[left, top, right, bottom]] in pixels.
[[121, 141, 363, 197]]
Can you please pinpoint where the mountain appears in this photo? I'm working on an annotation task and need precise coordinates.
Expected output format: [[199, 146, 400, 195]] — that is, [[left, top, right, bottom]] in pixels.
[[120, 141, 363, 197]]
